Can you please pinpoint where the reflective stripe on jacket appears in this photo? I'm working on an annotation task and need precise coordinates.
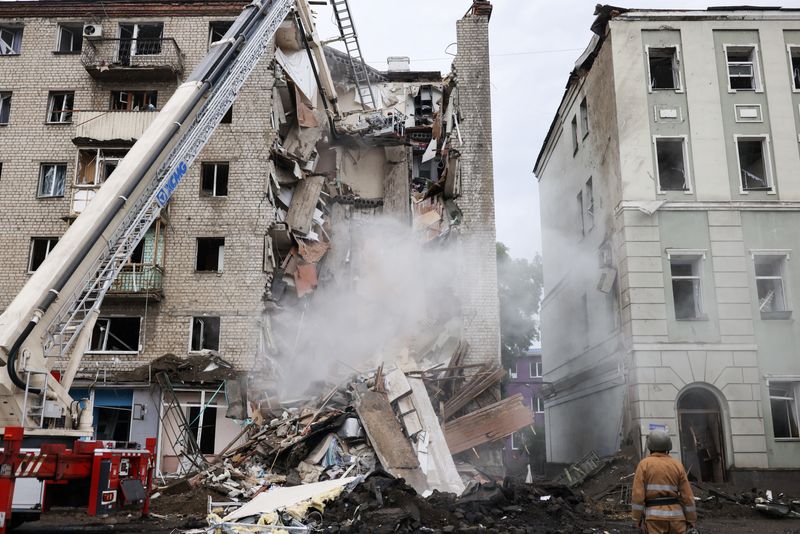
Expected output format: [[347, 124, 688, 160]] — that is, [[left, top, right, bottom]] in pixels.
[[631, 452, 697, 523]]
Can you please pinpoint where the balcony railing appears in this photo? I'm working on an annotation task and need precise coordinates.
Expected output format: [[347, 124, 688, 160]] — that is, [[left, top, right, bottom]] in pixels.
[[107, 264, 164, 299], [81, 38, 184, 81]]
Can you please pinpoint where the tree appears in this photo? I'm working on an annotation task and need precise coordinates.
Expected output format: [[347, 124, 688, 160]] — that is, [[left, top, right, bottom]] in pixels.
[[496, 242, 543, 369]]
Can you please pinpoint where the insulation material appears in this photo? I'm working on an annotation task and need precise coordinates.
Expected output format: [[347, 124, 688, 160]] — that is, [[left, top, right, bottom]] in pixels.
[[275, 47, 318, 105], [294, 262, 318, 297], [296, 87, 319, 128]]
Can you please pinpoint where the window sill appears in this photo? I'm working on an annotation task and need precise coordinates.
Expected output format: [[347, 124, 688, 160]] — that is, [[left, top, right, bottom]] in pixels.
[[37, 196, 66, 200], [0, 53, 21, 57], [676, 315, 709, 322], [774, 438, 800, 442], [200, 194, 228, 199], [195, 270, 224, 274], [761, 310, 792, 320], [84, 351, 140, 355], [52, 50, 81, 55], [45, 122, 73, 126]]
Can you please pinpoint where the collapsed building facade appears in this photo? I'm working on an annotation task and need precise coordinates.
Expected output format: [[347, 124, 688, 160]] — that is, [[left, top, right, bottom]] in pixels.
[[535, 5, 800, 482], [0, 0, 500, 473]]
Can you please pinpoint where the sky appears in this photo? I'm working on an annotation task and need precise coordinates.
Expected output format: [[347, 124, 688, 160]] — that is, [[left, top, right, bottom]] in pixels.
[[314, 0, 800, 260]]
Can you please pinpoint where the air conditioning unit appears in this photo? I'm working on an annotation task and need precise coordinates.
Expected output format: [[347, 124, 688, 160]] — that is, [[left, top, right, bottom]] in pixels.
[[83, 24, 103, 38]]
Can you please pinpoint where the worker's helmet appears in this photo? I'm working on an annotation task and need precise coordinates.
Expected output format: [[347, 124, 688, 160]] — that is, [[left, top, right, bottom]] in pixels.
[[646, 429, 672, 453]]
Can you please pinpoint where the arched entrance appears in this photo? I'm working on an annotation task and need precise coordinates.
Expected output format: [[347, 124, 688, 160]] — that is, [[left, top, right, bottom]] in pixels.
[[677, 387, 726, 482]]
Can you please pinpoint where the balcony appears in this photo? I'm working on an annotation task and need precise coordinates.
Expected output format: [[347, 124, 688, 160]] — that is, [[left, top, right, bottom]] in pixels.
[[81, 38, 184, 82], [107, 265, 164, 300], [73, 110, 158, 145]]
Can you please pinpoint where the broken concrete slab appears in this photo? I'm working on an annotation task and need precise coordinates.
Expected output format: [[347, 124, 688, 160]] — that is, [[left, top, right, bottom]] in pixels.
[[286, 175, 324, 235]]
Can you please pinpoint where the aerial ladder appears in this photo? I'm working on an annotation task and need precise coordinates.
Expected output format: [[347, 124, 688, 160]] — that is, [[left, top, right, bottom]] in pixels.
[[0, 0, 347, 529]]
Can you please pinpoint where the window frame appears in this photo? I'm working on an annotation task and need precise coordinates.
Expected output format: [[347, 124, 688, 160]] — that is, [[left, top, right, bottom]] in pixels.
[[0, 25, 23, 55], [195, 237, 225, 272], [118, 22, 164, 58], [724, 43, 763, 93], [576, 190, 585, 237], [787, 44, 800, 93], [510, 431, 523, 451], [0, 92, 11, 125], [579, 97, 589, 139], [570, 115, 579, 156], [668, 251, 706, 321], [189, 316, 221, 353], [768, 381, 800, 441], [584, 177, 594, 231], [86, 316, 142, 354], [47, 91, 75, 124], [534, 395, 545, 413], [645, 45, 683, 92], [55, 23, 83, 53], [531, 361, 543, 378], [734, 134, 774, 194], [752, 252, 792, 318], [208, 20, 234, 49], [509, 364, 518, 380], [37, 163, 67, 198], [28, 237, 59, 273], [653, 135, 692, 194], [200, 162, 229, 197]]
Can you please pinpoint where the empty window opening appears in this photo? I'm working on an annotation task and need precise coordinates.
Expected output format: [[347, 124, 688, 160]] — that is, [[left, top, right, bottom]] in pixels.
[[0, 26, 22, 55], [38, 163, 66, 198], [188, 406, 217, 454], [737, 138, 770, 191], [118, 23, 163, 62], [196, 237, 225, 272], [770, 383, 799, 439], [656, 138, 688, 191], [209, 21, 233, 47], [191, 316, 220, 352], [671, 256, 703, 319], [579, 98, 589, 137], [532, 361, 543, 378], [571, 115, 579, 155], [576, 190, 585, 237], [201, 162, 229, 197], [76, 148, 127, 186], [585, 177, 594, 229], [648, 47, 679, 89], [110, 90, 157, 111], [0, 92, 10, 125], [727, 46, 757, 91], [414, 85, 434, 118], [89, 317, 141, 353], [95, 405, 132, 442], [220, 105, 233, 124], [755, 255, 789, 314], [47, 91, 74, 123], [29, 237, 59, 272], [57, 24, 83, 53]]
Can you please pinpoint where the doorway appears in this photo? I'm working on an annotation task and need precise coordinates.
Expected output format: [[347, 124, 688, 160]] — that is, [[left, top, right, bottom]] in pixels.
[[677, 388, 726, 482]]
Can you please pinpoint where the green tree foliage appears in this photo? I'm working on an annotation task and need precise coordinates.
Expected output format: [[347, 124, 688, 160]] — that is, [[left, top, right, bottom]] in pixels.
[[496, 242, 543, 369]]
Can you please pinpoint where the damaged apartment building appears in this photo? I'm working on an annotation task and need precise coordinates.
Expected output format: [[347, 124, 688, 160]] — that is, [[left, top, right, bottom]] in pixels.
[[535, 5, 800, 483], [0, 0, 499, 473]]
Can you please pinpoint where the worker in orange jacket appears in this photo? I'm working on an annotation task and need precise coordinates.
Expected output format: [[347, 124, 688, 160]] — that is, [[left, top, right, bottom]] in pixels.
[[631, 429, 697, 534]]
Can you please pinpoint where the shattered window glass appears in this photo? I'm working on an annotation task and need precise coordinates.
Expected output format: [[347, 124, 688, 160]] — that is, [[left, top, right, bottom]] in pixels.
[[47, 91, 74, 123], [57, 24, 82, 53], [727, 47, 757, 90], [737, 139, 771, 191], [191, 316, 220, 352], [38, 163, 67, 198], [28, 237, 59, 272], [769, 383, 799, 439], [648, 47, 679, 90], [0, 26, 22, 55], [89, 317, 141, 352], [656, 138, 688, 191], [755, 256, 788, 313], [791, 48, 800, 90], [671, 257, 702, 319], [209, 21, 233, 47], [0, 92, 11, 124]]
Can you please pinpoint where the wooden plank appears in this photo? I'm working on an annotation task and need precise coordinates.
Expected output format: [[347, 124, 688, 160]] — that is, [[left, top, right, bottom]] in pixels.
[[286, 175, 324, 235], [444, 394, 534, 454], [443, 366, 506, 420]]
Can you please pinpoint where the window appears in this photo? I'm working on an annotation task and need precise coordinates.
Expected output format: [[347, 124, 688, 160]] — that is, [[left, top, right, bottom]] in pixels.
[[76, 148, 127, 186], [790, 47, 800, 90], [655, 138, 689, 192], [209, 21, 233, 47], [726, 46, 758, 91], [534, 396, 544, 413], [579, 98, 589, 137], [671, 256, 703, 320], [531, 361, 543, 378], [118, 23, 163, 61], [190, 316, 220, 352], [28, 237, 59, 272], [110, 90, 157, 111], [188, 406, 217, 454], [585, 177, 594, 229], [0, 26, 22, 55], [201, 162, 229, 197], [196, 237, 225, 272], [47, 91, 74, 123], [755, 255, 789, 315], [56, 24, 82, 53], [648, 47, 679, 90], [509, 364, 518, 379], [88, 317, 141, 353], [770, 383, 799, 439], [220, 105, 233, 124], [0, 92, 10, 125], [38, 163, 66, 198], [510, 431, 525, 451], [736, 137, 771, 191], [571, 115, 579, 155], [576, 191, 585, 237]]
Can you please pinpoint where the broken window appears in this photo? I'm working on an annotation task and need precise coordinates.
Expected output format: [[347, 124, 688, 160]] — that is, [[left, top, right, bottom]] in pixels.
[[755, 255, 789, 314], [38, 163, 66, 198], [726, 46, 758, 91], [571, 115, 579, 155], [579, 98, 589, 137], [196, 237, 225, 272], [118, 23, 163, 62], [57, 24, 83, 53], [531, 361, 542, 378], [737, 138, 771, 191], [648, 47, 679, 90], [88, 317, 141, 353], [770, 383, 800, 439], [791, 47, 800, 90], [76, 148, 127, 185], [576, 190, 584, 237], [655, 138, 688, 191], [188, 406, 217, 454], [0, 92, 10, 125], [110, 90, 157, 111], [190, 316, 220, 352], [28, 237, 58, 272], [585, 177, 594, 229], [671, 256, 703, 320], [0, 26, 22, 55], [209, 21, 233, 47], [47, 91, 74, 123], [414, 85, 434, 119], [201, 162, 229, 197]]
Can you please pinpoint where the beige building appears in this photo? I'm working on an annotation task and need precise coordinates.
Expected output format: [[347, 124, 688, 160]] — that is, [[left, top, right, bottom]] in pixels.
[[0, 0, 498, 470], [535, 6, 800, 481]]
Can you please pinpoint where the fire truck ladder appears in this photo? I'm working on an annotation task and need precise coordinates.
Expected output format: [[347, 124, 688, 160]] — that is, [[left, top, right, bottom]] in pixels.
[[40, 0, 294, 372], [156, 372, 208, 472], [330, 0, 376, 110]]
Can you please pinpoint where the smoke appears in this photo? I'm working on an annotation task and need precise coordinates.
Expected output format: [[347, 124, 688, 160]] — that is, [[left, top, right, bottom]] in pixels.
[[265, 214, 461, 398]]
